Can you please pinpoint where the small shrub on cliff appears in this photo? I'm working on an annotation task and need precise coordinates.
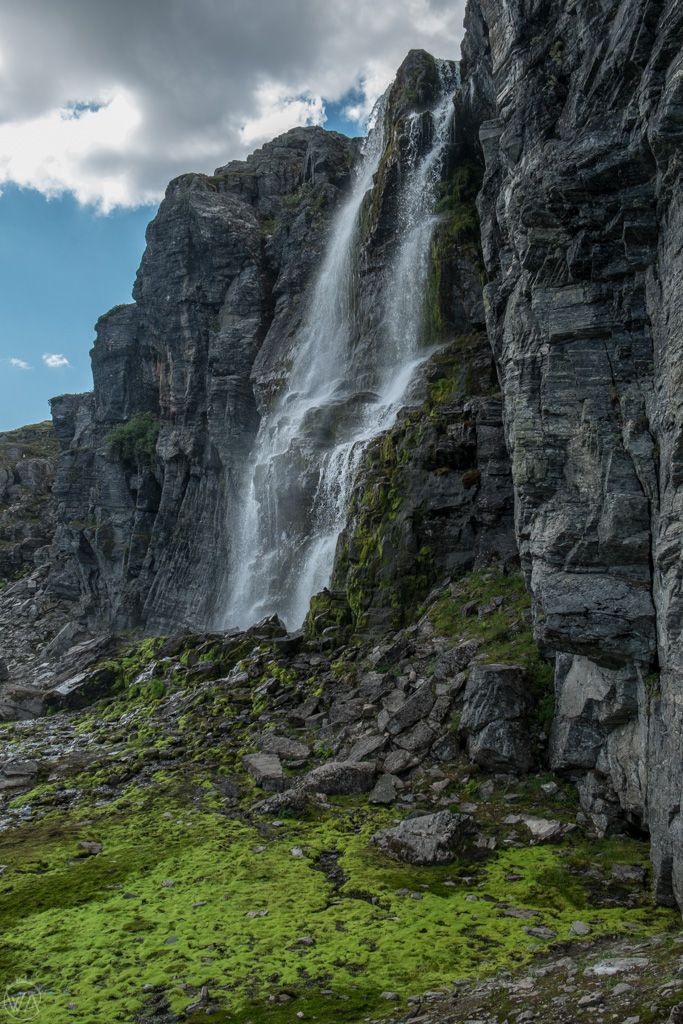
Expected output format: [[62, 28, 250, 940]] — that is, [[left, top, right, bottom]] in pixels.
[[106, 413, 159, 469]]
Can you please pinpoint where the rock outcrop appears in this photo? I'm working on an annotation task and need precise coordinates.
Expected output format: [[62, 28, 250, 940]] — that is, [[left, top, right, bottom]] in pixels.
[[371, 809, 474, 865], [462, 0, 683, 905], [0, 422, 57, 583], [47, 50, 517, 643], [460, 663, 533, 772]]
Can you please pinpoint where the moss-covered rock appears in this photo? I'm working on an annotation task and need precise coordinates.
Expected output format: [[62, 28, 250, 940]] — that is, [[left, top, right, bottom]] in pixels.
[[329, 335, 514, 632]]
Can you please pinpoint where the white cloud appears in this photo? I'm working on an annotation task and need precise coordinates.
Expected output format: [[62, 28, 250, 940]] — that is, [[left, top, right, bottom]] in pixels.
[[42, 353, 70, 368], [0, 91, 150, 213], [9, 357, 32, 370], [0, 0, 466, 211], [342, 62, 396, 126], [240, 84, 325, 147]]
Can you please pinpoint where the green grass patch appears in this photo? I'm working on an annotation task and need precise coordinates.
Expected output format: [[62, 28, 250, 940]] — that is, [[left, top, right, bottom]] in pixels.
[[0, 421, 58, 464]]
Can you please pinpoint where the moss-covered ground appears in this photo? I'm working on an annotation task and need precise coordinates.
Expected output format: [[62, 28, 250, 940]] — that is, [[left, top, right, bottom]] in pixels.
[[429, 567, 555, 721], [0, 585, 679, 1022], [0, 421, 58, 464], [0, 765, 675, 1023], [0, 749, 675, 1019]]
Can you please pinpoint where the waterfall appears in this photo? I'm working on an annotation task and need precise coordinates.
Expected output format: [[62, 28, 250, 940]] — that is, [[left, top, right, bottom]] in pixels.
[[224, 61, 458, 630]]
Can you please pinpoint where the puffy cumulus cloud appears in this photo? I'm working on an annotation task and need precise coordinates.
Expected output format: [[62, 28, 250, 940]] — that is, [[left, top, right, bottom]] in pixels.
[[0, 92, 147, 212], [239, 84, 325, 148], [42, 353, 70, 368], [9, 357, 32, 370], [0, 0, 466, 211]]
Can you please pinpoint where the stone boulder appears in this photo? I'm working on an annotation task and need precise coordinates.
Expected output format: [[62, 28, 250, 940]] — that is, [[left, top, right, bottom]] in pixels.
[[371, 810, 474, 865], [298, 760, 377, 796], [460, 664, 533, 772], [385, 682, 434, 735], [259, 734, 310, 762], [243, 753, 285, 792], [0, 684, 45, 721], [252, 760, 377, 816]]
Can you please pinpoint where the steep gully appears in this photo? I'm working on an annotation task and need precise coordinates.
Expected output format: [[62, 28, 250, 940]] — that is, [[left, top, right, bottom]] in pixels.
[[4, 1, 683, 912]]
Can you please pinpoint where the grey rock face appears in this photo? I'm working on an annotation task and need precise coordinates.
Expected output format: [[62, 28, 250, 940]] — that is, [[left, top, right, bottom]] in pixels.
[[259, 734, 310, 762], [368, 774, 400, 805], [462, 0, 683, 904], [550, 654, 647, 835], [386, 682, 434, 736], [48, 127, 357, 633], [460, 663, 533, 772], [0, 423, 58, 583], [371, 810, 474, 865], [297, 760, 377, 796]]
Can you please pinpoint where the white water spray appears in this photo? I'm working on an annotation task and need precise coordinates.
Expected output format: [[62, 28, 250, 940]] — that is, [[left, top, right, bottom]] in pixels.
[[224, 61, 458, 629]]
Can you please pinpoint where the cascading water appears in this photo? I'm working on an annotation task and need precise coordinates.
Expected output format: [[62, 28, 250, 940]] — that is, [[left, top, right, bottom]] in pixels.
[[224, 60, 459, 630]]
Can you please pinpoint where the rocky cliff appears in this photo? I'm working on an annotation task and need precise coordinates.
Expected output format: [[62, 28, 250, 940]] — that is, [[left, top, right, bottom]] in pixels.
[[4, 8, 683, 1020], [460, 0, 683, 907], [48, 127, 358, 632], [25, 1, 683, 916], [0, 422, 57, 584]]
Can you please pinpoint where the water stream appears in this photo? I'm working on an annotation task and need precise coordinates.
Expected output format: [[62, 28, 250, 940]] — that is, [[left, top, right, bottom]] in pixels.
[[224, 61, 458, 630]]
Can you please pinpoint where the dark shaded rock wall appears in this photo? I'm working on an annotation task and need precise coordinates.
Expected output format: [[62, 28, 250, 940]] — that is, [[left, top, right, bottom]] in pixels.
[[462, 0, 683, 905], [0, 422, 58, 583]]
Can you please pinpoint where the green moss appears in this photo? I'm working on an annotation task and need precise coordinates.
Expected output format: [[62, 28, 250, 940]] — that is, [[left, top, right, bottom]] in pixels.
[[305, 590, 353, 640], [259, 217, 277, 235], [0, 783, 673, 1024], [106, 412, 160, 469], [425, 161, 486, 336], [645, 671, 660, 697], [429, 376, 455, 405], [429, 568, 554, 699], [0, 421, 59, 464]]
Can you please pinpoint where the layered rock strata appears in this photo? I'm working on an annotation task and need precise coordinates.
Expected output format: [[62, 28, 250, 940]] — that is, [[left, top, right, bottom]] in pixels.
[[463, 0, 683, 904]]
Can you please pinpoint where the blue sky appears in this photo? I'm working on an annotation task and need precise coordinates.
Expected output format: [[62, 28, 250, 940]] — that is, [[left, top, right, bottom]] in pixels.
[[0, 186, 154, 430], [0, 0, 464, 431]]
